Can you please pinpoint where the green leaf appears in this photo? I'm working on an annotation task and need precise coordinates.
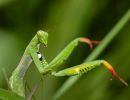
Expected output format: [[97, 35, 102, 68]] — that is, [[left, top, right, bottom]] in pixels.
[[0, 88, 24, 100]]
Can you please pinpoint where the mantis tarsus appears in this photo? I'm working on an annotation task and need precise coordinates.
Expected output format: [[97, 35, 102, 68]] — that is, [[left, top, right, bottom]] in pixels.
[[8, 30, 128, 99]]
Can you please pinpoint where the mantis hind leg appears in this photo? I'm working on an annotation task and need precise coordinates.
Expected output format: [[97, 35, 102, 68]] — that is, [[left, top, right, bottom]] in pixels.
[[52, 60, 128, 86]]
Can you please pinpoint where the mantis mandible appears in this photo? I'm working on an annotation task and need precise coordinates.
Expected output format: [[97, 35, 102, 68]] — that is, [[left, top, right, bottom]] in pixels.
[[8, 30, 128, 99]]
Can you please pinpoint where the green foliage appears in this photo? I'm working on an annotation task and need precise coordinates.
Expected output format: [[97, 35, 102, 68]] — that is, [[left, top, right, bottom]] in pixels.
[[0, 88, 24, 100]]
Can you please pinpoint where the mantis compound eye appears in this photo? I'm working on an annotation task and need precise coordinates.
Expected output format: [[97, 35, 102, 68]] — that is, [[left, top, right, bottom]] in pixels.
[[37, 52, 43, 61], [37, 30, 48, 46]]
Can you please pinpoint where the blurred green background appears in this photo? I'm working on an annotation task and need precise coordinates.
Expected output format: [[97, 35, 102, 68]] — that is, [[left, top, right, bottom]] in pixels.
[[0, 0, 130, 100]]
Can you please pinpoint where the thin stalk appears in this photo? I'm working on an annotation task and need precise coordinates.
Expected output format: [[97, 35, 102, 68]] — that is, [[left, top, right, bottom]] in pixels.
[[26, 80, 41, 100], [2, 68, 11, 90], [53, 9, 130, 100]]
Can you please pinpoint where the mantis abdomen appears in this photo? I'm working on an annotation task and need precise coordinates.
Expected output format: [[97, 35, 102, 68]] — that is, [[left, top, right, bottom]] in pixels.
[[9, 55, 32, 97]]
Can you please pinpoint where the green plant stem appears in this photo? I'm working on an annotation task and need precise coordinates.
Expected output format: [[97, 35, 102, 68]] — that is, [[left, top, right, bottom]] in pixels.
[[53, 9, 130, 100]]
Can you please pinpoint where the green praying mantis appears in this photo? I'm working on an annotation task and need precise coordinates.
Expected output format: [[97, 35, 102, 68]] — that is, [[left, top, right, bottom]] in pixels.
[[0, 30, 128, 99]]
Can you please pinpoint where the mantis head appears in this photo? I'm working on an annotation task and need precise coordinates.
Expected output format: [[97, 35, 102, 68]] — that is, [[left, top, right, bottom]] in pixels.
[[37, 30, 48, 47]]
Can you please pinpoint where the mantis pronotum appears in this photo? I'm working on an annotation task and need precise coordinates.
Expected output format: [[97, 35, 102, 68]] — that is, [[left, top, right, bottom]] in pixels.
[[9, 30, 128, 98]]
